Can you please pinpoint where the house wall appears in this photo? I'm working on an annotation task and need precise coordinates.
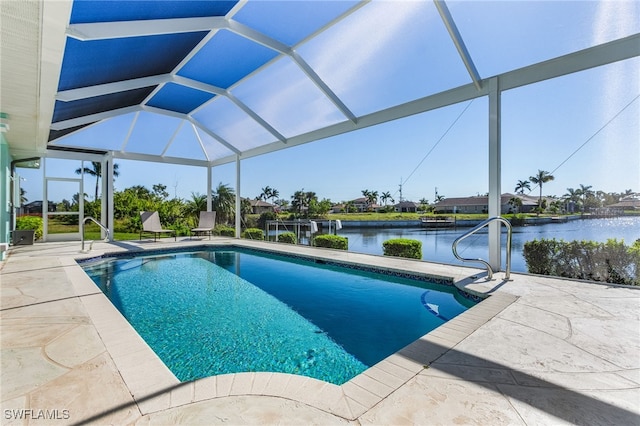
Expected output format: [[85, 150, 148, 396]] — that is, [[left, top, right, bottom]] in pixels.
[[0, 133, 11, 260]]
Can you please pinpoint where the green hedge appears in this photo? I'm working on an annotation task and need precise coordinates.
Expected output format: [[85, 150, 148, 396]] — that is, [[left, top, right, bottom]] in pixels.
[[16, 216, 43, 240], [383, 238, 422, 259], [214, 225, 235, 237], [241, 228, 265, 240], [313, 234, 348, 250], [523, 238, 640, 285], [277, 232, 297, 244]]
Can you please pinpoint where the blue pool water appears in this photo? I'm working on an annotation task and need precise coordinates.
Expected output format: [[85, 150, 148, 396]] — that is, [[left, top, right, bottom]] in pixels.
[[82, 247, 475, 384]]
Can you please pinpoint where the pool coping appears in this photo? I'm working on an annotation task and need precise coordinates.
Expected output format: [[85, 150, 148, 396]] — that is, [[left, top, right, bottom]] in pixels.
[[69, 238, 517, 420]]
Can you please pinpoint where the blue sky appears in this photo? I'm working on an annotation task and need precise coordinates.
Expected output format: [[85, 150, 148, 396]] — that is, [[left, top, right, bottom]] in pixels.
[[17, 1, 640, 205]]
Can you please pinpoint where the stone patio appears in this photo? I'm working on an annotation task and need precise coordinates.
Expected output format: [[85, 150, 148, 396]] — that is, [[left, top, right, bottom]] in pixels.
[[1, 238, 638, 425]]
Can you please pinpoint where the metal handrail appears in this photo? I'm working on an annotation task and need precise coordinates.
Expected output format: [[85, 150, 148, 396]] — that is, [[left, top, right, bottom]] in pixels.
[[81, 217, 110, 252], [452, 216, 512, 280]]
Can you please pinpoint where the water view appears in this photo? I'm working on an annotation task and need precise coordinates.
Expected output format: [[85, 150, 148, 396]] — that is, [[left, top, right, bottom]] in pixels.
[[337, 216, 640, 273]]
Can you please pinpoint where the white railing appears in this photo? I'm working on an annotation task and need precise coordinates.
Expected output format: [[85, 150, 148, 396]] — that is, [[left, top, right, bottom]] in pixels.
[[452, 216, 512, 280], [81, 217, 110, 252]]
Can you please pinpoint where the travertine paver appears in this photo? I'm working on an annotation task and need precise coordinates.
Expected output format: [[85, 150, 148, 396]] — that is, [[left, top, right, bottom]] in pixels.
[[1, 239, 639, 425], [133, 395, 352, 425], [358, 374, 526, 425]]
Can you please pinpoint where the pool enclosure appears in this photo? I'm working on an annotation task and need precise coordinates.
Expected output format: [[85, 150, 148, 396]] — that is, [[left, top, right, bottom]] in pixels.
[[1, 1, 639, 269]]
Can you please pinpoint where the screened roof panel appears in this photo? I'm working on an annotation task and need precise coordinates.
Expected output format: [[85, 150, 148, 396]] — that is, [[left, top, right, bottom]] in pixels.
[[70, 0, 238, 24], [177, 29, 279, 89], [192, 96, 278, 151], [32, 0, 637, 168], [147, 83, 216, 114], [195, 127, 238, 161], [49, 114, 135, 151], [232, 0, 359, 46], [48, 124, 95, 143], [52, 86, 155, 123], [297, 0, 472, 116], [449, 1, 640, 78], [124, 111, 182, 156], [58, 33, 209, 90], [163, 123, 209, 161], [232, 56, 347, 138]]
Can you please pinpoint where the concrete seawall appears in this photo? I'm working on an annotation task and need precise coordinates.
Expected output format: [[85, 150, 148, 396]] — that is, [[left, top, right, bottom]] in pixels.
[[319, 215, 583, 229]]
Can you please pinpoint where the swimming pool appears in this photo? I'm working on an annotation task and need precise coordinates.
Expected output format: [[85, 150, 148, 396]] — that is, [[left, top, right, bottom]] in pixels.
[[81, 247, 476, 385]]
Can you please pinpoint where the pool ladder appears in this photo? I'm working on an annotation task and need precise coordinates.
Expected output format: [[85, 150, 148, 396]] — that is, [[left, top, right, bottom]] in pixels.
[[452, 216, 512, 280], [81, 217, 110, 252]]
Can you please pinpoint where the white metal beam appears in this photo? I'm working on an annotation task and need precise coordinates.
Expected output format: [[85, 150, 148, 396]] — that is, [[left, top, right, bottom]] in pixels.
[[67, 16, 227, 41], [499, 33, 640, 91], [174, 75, 287, 143], [434, 0, 482, 90], [210, 82, 486, 166], [488, 77, 501, 272], [109, 151, 210, 167], [188, 117, 241, 155], [235, 155, 241, 238], [227, 20, 358, 123], [207, 166, 212, 211], [56, 74, 171, 101], [49, 105, 141, 130]]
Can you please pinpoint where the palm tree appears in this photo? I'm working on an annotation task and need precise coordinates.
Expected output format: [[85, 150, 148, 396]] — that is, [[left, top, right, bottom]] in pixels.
[[258, 186, 272, 201], [515, 179, 531, 195], [268, 188, 279, 204], [367, 190, 378, 209], [184, 192, 207, 223], [435, 194, 445, 203], [381, 191, 394, 206], [563, 188, 580, 213], [361, 189, 377, 211], [291, 190, 316, 217], [529, 170, 554, 215], [75, 161, 120, 201], [576, 184, 593, 214], [211, 183, 235, 224]]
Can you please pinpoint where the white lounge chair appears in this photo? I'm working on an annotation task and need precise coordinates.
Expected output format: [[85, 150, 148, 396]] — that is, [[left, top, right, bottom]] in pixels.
[[191, 211, 216, 240], [140, 211, 176, 241]]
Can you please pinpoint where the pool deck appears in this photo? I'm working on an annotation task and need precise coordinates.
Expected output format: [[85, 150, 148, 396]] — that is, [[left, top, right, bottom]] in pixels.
[[1, 237, 639, 425]]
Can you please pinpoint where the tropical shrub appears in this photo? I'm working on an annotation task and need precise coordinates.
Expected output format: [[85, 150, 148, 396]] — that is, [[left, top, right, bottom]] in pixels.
[[215, 225, 235, 237], [257, 211, 277, 230], [523, 238, 639, 285], [383, 238, 422, 259], [313, 234, 348, 250], [15, 216, 43, 240], [241, 228, 265, 240], [277, 232, 297, 244]]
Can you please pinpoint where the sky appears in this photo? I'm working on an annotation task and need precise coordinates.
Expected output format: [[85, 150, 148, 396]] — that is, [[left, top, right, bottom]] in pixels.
[[15, 0, 640, 206]]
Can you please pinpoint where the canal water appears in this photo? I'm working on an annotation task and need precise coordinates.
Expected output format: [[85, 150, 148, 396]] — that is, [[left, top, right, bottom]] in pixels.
[[337, 216, 640, 273]]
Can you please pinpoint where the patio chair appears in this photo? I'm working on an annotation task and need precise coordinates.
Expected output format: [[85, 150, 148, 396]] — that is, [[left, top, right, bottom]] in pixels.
[[140, 211, 176, 241], [191, 211, 216, 240]]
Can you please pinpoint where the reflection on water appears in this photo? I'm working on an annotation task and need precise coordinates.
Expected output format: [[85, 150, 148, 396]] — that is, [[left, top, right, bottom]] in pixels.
[[338, 216, 640, 273]]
